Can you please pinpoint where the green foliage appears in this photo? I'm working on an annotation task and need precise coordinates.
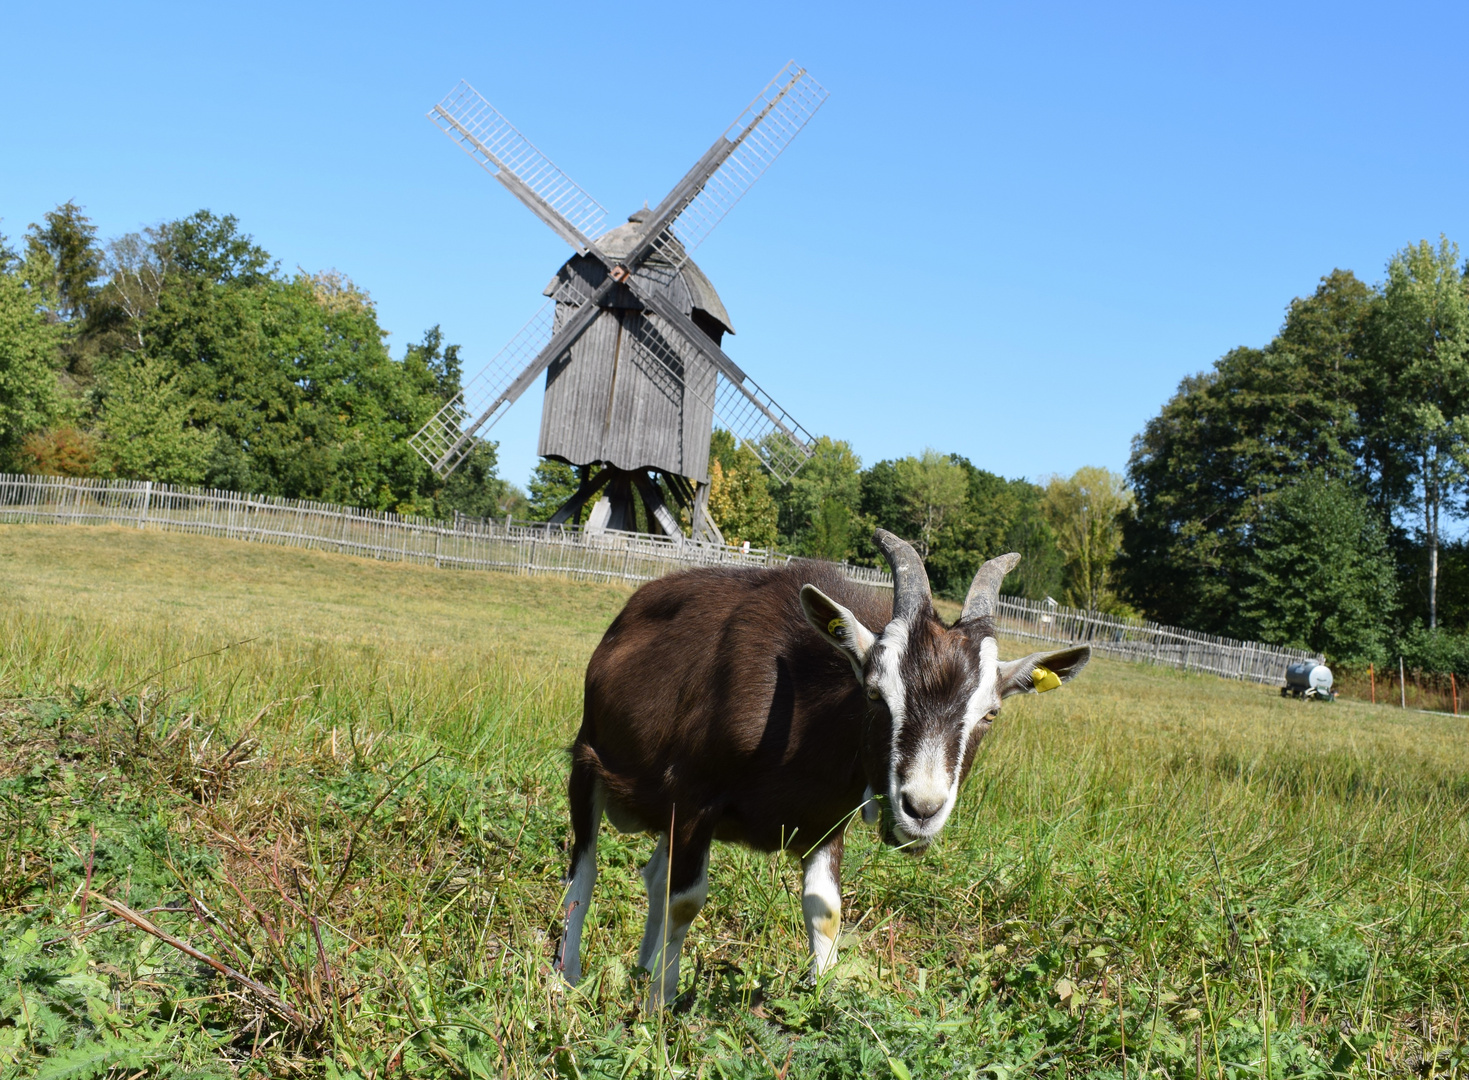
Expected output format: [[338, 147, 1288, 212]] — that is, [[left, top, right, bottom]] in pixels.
[[861, 455, 1064, 602], [92, 354, 216, 483], [439, 441, 513, 520], [771, 435, 864, 560], [708, 433, 777, 548], [888, 450, 964, 562], [1121, 269, 1376, 631], [1042, 466, 1134, 613], [1000, 480, 1067, 601], [1, 202, 506, 517], [1396, 624, 1469, 678], [1358, 236, 1469, 629], [0, 268, 63, 468], [23, 200, 102, 323], [162, 209, 273, 285], [1237, 473, 1397, 663], [525, 459, 580, 521], [402, 323, 463, 404]]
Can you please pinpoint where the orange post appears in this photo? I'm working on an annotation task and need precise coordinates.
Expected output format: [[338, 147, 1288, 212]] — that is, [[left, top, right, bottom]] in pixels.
[[1453, 672, 1459, 717], [1369, 663, 1375, 704]]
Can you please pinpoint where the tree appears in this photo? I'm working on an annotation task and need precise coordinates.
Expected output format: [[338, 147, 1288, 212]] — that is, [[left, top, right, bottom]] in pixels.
[[0, 267, 63, 468], [403, 324, 463, 404], [129, 216, 445, 510], [24, 201, 102, 323], [894, 449, 968, 561], [999, 482, 1066, 602], [93, 354, 216, 483], [439, 441, 511, 520], [1042, 467, 1134, 613], [1237, 473, 1396, 663], [90, 227, 172, 355], [525, 460, 580, 521], [18, 426, 96, 476], [771, 435, 863, 561], [1358, 237, 1469, 629], [1120, 270, 1373, 630], [926, 457, 1027, 600], [707, 431, 777, 548], [163, 210, 273, 286]]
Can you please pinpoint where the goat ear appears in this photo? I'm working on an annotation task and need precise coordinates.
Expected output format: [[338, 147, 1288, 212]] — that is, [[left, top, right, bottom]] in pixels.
[[801, 585, 876, 679], [997, 645, 1090, 698]]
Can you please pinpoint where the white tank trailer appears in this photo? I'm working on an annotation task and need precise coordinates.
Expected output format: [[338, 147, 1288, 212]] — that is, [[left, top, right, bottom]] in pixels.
[[1281, 662, 1335, 701]]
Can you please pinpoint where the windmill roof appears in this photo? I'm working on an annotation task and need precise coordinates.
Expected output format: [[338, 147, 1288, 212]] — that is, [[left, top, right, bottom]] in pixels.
[[542, 214, 734, 335]]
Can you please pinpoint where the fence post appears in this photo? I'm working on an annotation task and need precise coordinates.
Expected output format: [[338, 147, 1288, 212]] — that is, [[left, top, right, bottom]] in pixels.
[[1400, 656, 1407, 709], [137, 481, 152, 529]]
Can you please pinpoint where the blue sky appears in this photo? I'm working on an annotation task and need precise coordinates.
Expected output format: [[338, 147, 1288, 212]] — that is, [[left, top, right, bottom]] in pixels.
[[5, 0, 1468, 492]]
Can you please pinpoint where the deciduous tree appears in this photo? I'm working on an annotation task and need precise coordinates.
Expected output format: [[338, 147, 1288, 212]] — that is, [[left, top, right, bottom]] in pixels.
[[1237, 473, 1396, 663], [894, 449, 967, 562], [1120, 270, 1373, 630], [1358, 237, 1469, 629], [771, 435, 863, 561], [1043, 466, 1134, 613], [0, 266, 63, 468]]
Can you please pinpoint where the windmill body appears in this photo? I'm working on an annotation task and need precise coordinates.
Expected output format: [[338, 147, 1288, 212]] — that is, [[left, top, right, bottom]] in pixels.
[[411, 64, 827, 541], [538, 211, 731, 531]]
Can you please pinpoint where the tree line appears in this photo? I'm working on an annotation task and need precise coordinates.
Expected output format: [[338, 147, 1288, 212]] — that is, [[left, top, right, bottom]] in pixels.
[[1, 202, 1132, 610], [0, 201, 513, 518], [523, 441, 1131, 608], [8, 202, 1466, 668], [1120, 237, 1469, 669]]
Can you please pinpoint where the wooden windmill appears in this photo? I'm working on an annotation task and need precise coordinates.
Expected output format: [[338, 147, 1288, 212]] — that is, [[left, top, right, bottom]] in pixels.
[[409, 63, 827, 542]]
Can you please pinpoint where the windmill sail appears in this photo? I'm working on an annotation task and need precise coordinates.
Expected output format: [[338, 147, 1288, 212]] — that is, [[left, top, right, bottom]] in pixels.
[[649, 63, 829, 270], [614, 306, 815, 484], [429, 81, 609, 253], [409, 300, 556, 475]]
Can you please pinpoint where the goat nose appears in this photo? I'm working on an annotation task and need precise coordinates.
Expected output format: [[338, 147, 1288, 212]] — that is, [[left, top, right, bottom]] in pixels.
[[900, 790, 944, 823]]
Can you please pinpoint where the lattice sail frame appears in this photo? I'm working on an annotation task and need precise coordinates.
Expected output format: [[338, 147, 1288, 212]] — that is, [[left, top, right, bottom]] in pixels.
[[430, 81, 609, 249], [652, 62, 829, 271], [408, 300, 555, 475], [619, 312, 816, 484]]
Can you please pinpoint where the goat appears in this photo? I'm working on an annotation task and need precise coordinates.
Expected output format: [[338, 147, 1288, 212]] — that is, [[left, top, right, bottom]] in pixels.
[[554, 530, 1089, 1005]]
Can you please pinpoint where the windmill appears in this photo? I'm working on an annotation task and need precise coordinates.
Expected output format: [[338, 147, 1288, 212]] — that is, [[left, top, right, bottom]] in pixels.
[[409, 63, 828, 543]]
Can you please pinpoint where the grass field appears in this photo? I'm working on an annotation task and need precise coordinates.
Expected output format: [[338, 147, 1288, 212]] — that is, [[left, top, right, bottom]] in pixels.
[[2, 524, 1467, 1079]]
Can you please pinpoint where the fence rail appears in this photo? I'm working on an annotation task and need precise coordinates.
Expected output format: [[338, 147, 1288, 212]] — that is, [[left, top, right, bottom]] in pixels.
[[992, 596, 1321, 686], [0, 474, 1316, 685]]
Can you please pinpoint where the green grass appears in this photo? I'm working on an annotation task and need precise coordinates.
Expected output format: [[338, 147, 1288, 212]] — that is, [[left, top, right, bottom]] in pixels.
[[1, 524, 1467, 1078]]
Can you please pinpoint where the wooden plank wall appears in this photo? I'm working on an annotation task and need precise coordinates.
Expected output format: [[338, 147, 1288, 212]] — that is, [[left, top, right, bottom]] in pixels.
[[0, 474, 1316, 686]]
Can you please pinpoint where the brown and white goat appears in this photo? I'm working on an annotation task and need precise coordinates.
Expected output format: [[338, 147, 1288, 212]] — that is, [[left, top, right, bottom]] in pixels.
[[554, 530, 1089, 1004]]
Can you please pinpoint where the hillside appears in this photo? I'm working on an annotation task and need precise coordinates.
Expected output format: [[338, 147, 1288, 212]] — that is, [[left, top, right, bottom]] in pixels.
[[2, 525, 1466, 1077]]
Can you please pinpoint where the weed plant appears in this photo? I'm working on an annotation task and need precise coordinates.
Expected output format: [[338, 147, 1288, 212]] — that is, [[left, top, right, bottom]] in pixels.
[[1, 525, 1467, 1077]]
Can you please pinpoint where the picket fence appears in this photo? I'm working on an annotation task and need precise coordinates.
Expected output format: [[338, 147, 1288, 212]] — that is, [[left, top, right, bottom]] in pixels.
[[0, 474, 1316, 686]]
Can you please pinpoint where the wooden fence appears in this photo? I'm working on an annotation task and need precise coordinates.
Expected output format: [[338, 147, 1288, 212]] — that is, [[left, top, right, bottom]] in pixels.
[[0, 474, 1315, 686], [0, 474, 890, 590], [991, 595, 1320, 686]]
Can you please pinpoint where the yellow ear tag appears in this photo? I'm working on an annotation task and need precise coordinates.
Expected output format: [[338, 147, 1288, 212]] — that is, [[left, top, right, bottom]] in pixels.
[[827, 617, 845, 638], [1032, 665, 1062, 693]]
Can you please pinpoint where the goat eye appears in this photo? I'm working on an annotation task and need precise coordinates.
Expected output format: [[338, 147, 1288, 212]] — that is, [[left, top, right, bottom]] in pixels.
[[866, 686, 882, 701]]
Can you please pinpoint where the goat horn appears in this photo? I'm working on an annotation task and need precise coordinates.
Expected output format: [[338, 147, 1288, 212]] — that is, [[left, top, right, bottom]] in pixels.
[[961, 553, 1021, 622], [873, 529, 932, 624]]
